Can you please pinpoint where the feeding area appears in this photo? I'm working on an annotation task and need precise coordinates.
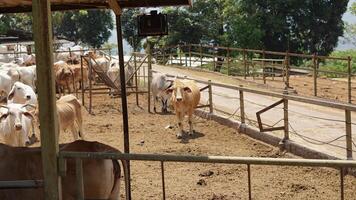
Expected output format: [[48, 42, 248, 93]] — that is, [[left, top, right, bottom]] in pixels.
[[0, 0, 355, 200]]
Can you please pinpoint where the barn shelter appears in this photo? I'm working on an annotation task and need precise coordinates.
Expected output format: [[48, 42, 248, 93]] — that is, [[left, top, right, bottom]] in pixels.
[[0, 0, 191, 199]]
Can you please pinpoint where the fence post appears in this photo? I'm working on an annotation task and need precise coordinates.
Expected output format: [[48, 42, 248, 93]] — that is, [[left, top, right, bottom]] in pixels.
[[75, 158, 84, 200], [262, 50, 266, 84], [239, 85, 245, 124], [285, 51, 290, 89], [283, 91, 289, 141], [345, 110, 352, 159], [189, 44, 192, 67], [89, 57, 93, 114], [148, 45, 152, 113], [163, 47, 166, 65], [200, 44, 203, 68], [347, 56, 352, 103], [243, 49, 247, 79], [161, 161, 166, 200], [185, 47, 188, 67], [208, 80, 213, 114], [179, 45, 182, 65], [80, 56, 85, 106], [134, 54, 139, 106], [313, 54, 318, 97], [227, 47, 230, 75]]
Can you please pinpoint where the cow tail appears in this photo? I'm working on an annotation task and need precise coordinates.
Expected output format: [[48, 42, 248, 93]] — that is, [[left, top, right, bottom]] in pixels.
[[108, 159, 124, 200]]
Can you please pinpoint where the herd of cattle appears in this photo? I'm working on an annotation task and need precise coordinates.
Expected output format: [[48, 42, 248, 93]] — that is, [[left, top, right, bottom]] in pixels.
[[0, 46, 202, 149]]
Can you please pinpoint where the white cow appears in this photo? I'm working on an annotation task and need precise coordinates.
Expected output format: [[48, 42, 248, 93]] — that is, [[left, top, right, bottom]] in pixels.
[[8, 82, 37, 105], [0, 73, 13, 98], [16, 65, 37, 89], [0, 103, 34, 147], [107, 60, 134, 96], [151, 73, 173, 113], [92, 57, 110, 73]]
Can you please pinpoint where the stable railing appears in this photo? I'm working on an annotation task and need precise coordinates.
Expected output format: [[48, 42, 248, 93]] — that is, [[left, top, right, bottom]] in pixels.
[[59, 151, 356, 200]]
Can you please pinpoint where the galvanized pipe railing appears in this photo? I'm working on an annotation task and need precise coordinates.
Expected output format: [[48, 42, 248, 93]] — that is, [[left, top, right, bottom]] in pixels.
[[59, 151, 356, 200]]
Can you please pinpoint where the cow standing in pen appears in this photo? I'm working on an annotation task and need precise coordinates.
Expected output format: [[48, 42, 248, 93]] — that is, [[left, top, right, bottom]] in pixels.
[[151, 73, 173, 113], [167, 79, 201, 138]]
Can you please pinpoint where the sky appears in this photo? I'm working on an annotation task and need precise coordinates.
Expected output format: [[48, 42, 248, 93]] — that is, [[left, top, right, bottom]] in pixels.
[[109, 1, 356, 54]]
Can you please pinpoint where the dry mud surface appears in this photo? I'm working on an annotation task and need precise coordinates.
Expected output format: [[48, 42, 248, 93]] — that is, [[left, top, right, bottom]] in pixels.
[[12, 93, 356, 199]]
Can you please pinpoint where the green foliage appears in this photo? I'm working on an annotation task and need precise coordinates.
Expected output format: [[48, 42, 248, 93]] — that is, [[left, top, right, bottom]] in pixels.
[[122, 8, 143, 51], [320, 50, 356, 75], [159, 0, 348, 57], [0, 10, 113, 48], [56, 10, 113, 48]]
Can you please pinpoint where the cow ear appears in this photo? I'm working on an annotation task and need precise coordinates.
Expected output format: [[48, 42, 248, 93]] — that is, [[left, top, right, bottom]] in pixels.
[[7, 88, 15, 100], [23, 112, 34, 120], [0, 114, 8, 121], [166, 88, 174, 94], [183, 87, 192, 93]]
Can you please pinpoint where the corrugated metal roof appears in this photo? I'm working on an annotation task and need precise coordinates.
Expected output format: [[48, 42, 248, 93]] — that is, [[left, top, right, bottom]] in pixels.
[[0, 0, 192, 13]]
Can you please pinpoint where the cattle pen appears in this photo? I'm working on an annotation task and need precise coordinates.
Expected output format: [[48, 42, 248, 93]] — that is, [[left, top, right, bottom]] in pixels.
[[1, 1, 356, 200]]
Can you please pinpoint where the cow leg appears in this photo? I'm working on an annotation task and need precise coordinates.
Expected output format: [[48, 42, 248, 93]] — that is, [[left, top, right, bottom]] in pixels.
[[176, 112, 184, 139], [188, 113, 194, 136], [70, 126, 79, 140], [153, 96, 158, 113]]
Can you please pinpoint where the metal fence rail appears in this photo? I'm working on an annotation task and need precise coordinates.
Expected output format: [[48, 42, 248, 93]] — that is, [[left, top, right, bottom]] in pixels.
[[59, 151, 356, 200]]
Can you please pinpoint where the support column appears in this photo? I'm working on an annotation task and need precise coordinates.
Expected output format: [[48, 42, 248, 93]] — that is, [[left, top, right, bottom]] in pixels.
[[115, 15, 131, 199], [32, 0, 61, 199]]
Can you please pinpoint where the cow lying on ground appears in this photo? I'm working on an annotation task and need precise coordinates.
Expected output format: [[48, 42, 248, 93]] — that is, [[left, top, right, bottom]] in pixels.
[[0, 140, 127, 200], [167, 79, 201, 138], [151, 73, 173, 113]]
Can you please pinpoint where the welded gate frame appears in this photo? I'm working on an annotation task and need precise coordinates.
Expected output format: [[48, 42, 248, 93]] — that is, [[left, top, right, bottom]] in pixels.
[[256, 99, 285, 132], [79, 53, 150, 114], [58, 152, 356, 200]]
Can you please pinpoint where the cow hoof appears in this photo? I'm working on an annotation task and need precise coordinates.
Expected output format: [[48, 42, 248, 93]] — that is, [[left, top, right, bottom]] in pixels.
[[176, 133, 183, 139]]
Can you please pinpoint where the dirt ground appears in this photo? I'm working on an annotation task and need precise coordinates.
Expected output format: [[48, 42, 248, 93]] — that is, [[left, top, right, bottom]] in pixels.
[[21, 93, 355, 200]]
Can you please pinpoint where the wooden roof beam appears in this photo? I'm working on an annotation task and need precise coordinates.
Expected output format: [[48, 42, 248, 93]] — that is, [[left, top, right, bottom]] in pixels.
[[108, 0, 121, 15]]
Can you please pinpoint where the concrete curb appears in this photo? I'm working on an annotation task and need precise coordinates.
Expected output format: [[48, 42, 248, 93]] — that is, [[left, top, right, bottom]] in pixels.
[[195, 110, 340, 160]]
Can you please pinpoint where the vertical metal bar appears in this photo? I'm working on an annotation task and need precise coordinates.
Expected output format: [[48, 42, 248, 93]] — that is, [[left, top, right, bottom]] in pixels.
[[285, 52, 290, 89], [200, 45, 203, 67], [32, 0, 61, 199], [313, 54, 318, 97], [189, 45, 192, 67], [243, 50, 247, 79], [347, 56, 352, 103], [247, 164, 252, 200], [262, 50, 266, 84], [283, 96, 289, 141], [115, 14, 131, 200], [80, 56, 85, 105], [239, 86, 245, 124], [179, 45, 182, 65], [185, 47, 188, 67], [148, 45, 152, 113], [208, 80, 213, 114], [227, 48, 230, 75], [161, 161, 166, 200], [134, 54, 139, 106], [340, 168, 344, 200], [89, 58, 93, 114], [75, 159, 84, 200], [345, 110, 352, 159]]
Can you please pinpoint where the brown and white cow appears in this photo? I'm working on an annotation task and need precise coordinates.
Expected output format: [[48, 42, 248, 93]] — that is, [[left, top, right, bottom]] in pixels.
[[167, 79, 201, 138], [0, 140, 127, 200]]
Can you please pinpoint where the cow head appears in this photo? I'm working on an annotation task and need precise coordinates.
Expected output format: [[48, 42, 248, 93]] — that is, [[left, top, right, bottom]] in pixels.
[[8, 82, 33, 103], [0, 104, 34, 133], [166, 80, 192, 103]]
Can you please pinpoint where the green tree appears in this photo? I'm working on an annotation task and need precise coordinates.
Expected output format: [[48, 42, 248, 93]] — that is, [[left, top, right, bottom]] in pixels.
[[122, 8, 143, 51], [241, 0, 348, 55], [56, 10, 114, 48]]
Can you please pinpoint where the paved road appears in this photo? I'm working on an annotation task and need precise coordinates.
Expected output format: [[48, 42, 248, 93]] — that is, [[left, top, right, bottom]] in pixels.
[[153, 64, 356, 159]]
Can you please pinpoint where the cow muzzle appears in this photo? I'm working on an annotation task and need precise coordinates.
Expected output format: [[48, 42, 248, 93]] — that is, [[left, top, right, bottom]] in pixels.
[[15, 124, 22, 131], [176, 97, 183, 102]]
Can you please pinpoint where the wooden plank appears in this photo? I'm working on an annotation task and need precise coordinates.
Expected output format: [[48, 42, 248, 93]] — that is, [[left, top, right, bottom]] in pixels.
[[32, 0, 61, 199], [108, 0, 122, 15]]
